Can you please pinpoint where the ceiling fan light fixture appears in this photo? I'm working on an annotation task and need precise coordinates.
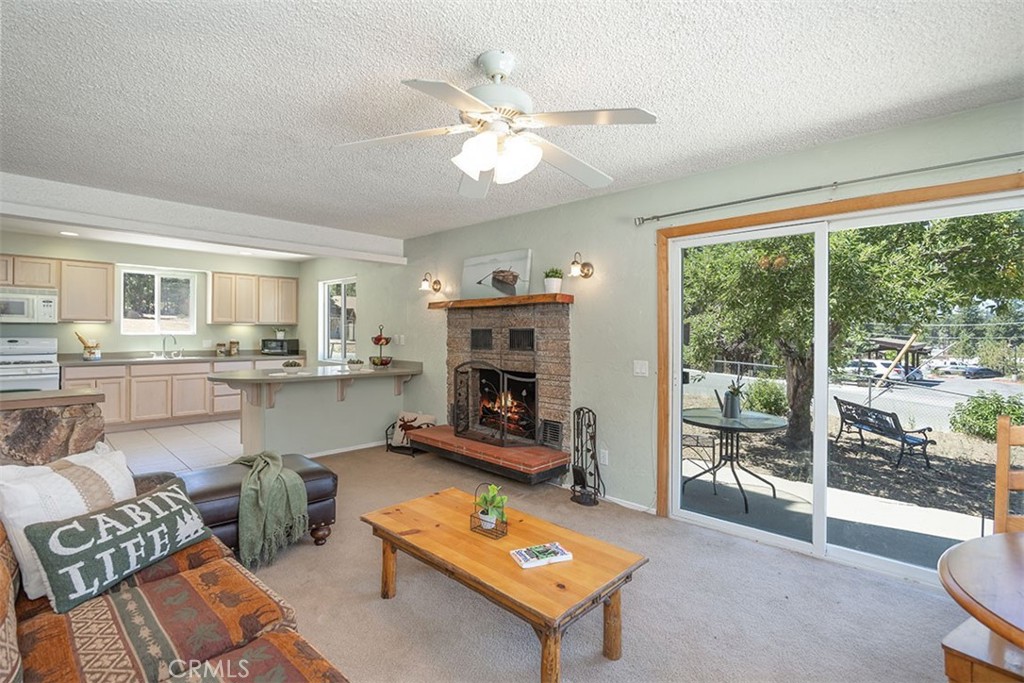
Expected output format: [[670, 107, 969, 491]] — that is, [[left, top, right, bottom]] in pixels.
[[492, 135, 543, 185], [451, 129, 500, 179]]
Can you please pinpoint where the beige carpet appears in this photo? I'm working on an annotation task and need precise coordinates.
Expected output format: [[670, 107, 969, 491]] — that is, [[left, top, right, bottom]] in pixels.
[[254, 447, 965, 682]]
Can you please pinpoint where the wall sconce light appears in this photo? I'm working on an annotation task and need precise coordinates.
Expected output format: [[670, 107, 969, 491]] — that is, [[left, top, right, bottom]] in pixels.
[[419, 272, 442, 292], [568, 252, 594, 278]]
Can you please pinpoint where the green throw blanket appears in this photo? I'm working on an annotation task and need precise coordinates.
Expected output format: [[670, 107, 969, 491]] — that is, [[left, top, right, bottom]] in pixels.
[[233, 451, 308, 570]]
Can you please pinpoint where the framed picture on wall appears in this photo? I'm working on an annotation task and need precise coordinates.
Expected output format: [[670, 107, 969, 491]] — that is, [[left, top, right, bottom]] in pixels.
[[460, 249, 532, 298]]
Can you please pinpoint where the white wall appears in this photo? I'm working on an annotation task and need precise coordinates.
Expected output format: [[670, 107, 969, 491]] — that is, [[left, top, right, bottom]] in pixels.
[[398, 99, 1023, 509]]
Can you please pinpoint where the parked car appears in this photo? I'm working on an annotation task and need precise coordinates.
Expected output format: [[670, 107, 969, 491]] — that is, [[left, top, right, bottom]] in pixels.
[[842, 359, 907, 383], [964, 366, 1003, 379], [905, 367, 925, 382], [936, 361, 970, 375]]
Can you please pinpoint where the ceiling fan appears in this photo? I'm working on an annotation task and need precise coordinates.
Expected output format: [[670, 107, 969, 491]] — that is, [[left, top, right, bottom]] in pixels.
[[337, 50, 657, 198]]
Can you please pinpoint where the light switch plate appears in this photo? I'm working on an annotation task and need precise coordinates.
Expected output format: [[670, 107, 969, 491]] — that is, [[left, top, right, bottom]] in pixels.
[[633, 360, 649, 377]]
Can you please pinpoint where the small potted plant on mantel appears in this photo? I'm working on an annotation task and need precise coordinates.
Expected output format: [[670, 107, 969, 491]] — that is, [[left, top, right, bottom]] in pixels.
[[474, 484, 508, 530], [543, 267, 564, 294]]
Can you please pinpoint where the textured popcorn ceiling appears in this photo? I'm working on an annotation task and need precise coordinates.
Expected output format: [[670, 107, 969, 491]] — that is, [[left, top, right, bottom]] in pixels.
[[1, 0, 1022, 245]]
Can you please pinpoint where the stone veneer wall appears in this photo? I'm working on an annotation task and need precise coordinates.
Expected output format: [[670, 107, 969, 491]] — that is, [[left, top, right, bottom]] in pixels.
[[445, 303, 571, 451], [0, 404, 104, 465]]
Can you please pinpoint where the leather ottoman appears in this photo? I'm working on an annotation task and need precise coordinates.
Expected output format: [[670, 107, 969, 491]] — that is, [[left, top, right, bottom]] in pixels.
[[179, 453, 337, 550]]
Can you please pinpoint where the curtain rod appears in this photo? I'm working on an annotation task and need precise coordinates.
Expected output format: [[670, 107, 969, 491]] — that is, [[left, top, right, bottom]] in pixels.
[[632, 151, 1024, 227]]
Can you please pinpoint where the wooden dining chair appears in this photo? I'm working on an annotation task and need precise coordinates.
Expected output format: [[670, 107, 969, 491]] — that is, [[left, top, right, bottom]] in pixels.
[[994, 414, 1024, 533]]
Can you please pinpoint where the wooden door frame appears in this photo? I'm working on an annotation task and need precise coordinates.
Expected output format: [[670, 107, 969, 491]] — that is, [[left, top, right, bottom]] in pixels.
[[654, 173, 1024, 517]]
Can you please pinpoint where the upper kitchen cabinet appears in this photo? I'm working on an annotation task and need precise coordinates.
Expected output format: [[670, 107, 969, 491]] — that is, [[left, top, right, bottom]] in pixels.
[[258, 276, 298, 325], [0, 255, 60, 288], [59, 260, 114, 321], [209, 272, 258, 324]]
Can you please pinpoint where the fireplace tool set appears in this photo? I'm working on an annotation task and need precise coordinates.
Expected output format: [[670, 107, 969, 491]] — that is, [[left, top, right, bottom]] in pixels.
[[571, 407, 605, 506]]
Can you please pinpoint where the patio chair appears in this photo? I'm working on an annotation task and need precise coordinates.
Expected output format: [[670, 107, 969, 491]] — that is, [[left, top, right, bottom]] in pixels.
[[680, 432, 718, 493], [994, 414, 1024, 533]]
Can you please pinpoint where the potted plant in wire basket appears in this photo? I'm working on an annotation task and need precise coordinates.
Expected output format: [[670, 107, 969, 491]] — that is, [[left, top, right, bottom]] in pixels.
[[472, 483, 508, 537]]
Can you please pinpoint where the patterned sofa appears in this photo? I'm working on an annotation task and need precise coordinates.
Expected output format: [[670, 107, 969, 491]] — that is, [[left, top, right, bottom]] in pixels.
[[0, 476, 347, 683]]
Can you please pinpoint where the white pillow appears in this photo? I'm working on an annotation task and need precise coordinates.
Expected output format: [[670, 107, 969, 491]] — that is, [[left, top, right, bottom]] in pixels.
[[0, 442, 136, 599]]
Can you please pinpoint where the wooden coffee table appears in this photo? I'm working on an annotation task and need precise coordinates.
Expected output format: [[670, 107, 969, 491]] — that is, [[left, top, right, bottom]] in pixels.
[[360, 488, 648, 682]]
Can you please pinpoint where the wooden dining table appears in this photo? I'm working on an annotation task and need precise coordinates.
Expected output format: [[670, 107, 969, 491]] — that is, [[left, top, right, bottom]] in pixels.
[[938, 532, 1024, 650]]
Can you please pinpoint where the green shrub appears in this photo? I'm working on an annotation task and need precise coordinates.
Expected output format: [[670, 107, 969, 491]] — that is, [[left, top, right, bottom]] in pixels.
[[744, 378, 788, 416], [949, 392, 1024, 441]]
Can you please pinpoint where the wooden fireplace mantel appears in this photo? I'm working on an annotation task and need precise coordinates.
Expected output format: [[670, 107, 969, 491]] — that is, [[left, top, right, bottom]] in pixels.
[[427, 293, 574, 310]]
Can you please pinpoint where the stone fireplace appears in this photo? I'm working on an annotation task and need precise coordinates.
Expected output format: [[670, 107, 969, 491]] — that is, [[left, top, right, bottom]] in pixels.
[[443, 296, 571, 452]]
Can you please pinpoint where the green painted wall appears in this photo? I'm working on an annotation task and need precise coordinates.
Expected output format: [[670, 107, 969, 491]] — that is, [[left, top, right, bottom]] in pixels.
[[398, 99, 1024, 509]]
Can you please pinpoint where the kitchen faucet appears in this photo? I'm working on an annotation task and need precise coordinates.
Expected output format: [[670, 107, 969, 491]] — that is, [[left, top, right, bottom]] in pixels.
[[162, 335, 177, 359]]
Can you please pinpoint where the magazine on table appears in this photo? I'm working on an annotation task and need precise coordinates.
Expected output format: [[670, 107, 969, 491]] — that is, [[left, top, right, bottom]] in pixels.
[[510, 542, 573, 569]]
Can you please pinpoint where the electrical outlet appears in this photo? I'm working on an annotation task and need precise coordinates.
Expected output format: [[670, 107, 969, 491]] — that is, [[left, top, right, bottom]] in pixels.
[[399, 334, 406, 345], [598, 448, 609, 466], [633, 360, 649, 377]]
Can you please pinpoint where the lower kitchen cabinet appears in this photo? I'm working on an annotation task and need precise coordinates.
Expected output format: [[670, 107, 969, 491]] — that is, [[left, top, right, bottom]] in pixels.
[[129, 376, 172, 421], [129, 362, 211, 422], [211, 360, 251, 414], [62, 365, 128, 424]]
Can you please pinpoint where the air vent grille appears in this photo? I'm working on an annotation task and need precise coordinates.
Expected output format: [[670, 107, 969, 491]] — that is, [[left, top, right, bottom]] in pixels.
[[471, 329, 493, 350], [540, 420, 563, 449], [509, 328, 535, 352]]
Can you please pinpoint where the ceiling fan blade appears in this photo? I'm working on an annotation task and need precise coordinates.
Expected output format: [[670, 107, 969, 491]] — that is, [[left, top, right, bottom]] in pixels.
[[403, 79, 496, 114], [459, 169, 493, 199], [334, 124, 474, 150], [517, 108, 657, 129], [520, 133, 613, 188]]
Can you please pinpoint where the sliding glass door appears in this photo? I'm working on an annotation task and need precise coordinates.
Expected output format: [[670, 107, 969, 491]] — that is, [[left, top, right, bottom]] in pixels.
[[672, 224, 821, 545], [670, 193, 1023, 573]]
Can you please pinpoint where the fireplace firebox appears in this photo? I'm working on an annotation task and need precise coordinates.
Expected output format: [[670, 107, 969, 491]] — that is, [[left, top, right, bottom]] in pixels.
[[453, 361, 538, 447]]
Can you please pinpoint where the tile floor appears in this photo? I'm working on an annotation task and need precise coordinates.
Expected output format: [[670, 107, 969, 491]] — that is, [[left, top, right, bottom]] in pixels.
[[106, 420, 242, 475]]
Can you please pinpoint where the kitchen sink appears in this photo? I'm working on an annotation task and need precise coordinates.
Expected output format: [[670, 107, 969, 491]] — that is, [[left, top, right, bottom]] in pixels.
[[132, 355, 206, 361]]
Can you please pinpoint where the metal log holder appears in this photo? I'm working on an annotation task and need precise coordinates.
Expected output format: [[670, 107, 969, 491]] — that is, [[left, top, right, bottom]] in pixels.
[[571, 407, 605, 506]]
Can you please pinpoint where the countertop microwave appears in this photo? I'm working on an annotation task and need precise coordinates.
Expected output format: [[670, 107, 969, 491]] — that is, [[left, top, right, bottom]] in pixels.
[[261, 338, 299, 355], [0, 288, 58, 324]]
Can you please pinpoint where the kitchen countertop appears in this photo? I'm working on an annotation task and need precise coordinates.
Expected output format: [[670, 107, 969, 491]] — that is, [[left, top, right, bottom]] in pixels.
[[208, 360, 422, 385], [58, 351, 306, 367], [0, 388, 104, 410]]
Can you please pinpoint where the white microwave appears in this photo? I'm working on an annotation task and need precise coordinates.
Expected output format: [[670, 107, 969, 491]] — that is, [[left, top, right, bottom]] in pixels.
[[0, 288, 59, 323]]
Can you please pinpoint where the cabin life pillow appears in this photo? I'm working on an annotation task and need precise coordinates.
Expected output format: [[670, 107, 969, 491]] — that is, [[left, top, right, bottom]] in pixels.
[[0, 442, 136, 599], [23, 477, 211, 613]]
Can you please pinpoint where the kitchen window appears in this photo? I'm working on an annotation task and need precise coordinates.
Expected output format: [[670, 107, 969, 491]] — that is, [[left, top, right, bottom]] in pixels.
[[319, 278, 356, 361], [119, 267, 198, 335]]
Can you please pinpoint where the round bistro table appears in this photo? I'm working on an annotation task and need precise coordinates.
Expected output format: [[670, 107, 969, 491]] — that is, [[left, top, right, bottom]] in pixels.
[[680, 408, 788, 513], [938, 532, 1024, 649]]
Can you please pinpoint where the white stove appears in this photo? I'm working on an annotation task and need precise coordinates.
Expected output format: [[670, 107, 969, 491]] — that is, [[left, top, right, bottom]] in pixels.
[[0, 337, 60, 392]]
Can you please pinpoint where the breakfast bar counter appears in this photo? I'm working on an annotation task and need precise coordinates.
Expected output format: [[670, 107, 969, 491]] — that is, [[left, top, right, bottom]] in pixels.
[[208, 361, 423, 455]]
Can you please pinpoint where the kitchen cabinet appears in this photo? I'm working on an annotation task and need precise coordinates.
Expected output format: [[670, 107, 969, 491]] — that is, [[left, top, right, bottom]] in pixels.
[[211, 360, 251, 413], [129, 362, 210, 421], [129, 376, 172, 421], [0, 255, 60, 288], [62, 365, 128, 424], [258, 276, 299, 325], [209, 273, 258, 324], [59, 260, 114, 322], [171, 375, 210, 417]]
